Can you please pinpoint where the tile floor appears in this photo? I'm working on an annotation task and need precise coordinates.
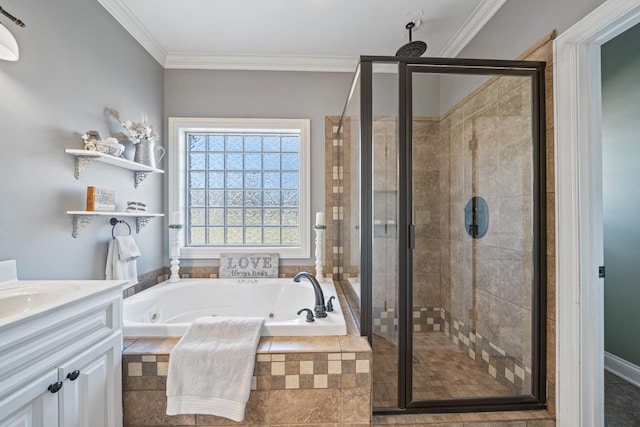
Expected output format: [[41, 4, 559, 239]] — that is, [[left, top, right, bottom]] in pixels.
[[605, 370, 640, 426], [373, 332, 514, 408]]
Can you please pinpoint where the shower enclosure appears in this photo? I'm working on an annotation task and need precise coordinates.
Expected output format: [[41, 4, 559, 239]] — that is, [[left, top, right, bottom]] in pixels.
[[338, 57, 547, 413]]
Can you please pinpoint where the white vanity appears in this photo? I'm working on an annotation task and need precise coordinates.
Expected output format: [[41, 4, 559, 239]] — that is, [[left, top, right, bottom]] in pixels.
[[0, 261, 124, 427]]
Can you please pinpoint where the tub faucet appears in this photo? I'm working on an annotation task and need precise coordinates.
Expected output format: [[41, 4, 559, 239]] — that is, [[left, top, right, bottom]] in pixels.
[[293, 272, 327, 318]]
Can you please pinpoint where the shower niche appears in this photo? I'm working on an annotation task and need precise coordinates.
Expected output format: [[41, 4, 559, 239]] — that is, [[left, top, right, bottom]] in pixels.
[[337, 57, 547, 413]]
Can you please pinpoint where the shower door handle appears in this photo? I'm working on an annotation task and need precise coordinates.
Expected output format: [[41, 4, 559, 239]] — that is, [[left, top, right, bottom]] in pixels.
[[409, 224, 416, 249]]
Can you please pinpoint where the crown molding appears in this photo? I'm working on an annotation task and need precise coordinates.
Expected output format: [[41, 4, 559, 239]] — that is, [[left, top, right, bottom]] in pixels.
[[100, 0, 505, 71], [98, 0, 167, 65], [163, 54, 359, 73], [439, 0, 507, 57]]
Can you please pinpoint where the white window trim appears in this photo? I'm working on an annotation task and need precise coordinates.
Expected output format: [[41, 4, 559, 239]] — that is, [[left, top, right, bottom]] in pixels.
[[168, 117, 311, 259]]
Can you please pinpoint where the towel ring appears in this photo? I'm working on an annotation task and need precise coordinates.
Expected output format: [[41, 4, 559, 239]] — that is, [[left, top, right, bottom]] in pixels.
[[110, 217, 131, 239]]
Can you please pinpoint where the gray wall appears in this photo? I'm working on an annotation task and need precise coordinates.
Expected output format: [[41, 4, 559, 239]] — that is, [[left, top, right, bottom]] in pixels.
[[164, 69, 353, 266], [602, 23, 640, 367], [440, 0, 606, 113], [0, 0, 164, 279]]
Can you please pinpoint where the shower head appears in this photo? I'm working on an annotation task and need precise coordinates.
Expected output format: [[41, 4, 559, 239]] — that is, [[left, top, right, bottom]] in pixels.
[[395, 21, 427, 57]]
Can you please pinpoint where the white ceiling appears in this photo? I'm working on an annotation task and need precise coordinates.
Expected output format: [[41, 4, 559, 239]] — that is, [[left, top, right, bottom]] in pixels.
[[98, 0, 506, 72]]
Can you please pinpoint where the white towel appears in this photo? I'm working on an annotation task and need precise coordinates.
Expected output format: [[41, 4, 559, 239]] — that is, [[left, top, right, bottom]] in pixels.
[[114, 235, 141, 261], [105, 238, 138, 286], [166, 316, 265, 421]]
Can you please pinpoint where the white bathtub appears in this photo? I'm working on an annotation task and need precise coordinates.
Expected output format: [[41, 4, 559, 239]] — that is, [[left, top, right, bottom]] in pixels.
[[123, 277, 347, 337]]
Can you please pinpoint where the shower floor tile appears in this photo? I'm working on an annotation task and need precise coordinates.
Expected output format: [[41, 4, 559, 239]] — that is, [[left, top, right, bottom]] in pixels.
[[373, 332, 512, 408], [372, 333, 399, 408], [412, 332, 512, 400]]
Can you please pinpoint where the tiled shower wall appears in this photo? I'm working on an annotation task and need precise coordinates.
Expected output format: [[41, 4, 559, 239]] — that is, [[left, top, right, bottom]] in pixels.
[[416, 71, 536, 367], [357, 71, 537, 367]]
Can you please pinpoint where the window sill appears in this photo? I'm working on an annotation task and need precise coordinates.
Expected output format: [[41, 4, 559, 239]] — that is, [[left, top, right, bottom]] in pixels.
[[180, 245, 310, 260]]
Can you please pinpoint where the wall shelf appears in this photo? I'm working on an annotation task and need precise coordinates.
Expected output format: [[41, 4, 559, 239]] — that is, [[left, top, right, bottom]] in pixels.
[[65, 149, 164, 188], [67, 211, 164, 238]]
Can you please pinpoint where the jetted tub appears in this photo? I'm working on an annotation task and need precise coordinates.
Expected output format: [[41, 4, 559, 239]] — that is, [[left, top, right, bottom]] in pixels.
[[123, 277, 347, 337]]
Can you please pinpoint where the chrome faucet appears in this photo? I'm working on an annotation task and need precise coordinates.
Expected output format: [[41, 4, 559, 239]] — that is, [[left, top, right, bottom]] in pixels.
[[293, 272, 327, 318]]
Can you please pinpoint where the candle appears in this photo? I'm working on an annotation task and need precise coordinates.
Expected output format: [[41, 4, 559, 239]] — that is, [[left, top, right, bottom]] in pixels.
[[170, 211, 182, 225], [315, 212, 325, 226]]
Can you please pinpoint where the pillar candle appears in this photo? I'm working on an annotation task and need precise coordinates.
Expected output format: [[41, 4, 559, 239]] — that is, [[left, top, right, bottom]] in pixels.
[[315, 212, 325, 226], [170, 211, 182, 225]]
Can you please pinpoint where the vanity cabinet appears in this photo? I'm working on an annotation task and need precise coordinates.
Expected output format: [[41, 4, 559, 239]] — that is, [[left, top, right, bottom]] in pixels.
[[0, 282, 123, 427]]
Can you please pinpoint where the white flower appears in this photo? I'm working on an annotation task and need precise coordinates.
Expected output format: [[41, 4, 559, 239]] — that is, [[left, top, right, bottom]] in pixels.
[[105, 107, 158, 145]]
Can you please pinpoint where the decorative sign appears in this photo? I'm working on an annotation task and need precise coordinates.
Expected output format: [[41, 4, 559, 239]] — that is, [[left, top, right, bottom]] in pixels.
[[86, 186, 116, 212], [219, 253, 279, 278]]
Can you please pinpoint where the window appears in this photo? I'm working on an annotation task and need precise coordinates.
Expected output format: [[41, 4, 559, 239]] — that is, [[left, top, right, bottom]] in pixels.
[[168, 118, 311, 259]]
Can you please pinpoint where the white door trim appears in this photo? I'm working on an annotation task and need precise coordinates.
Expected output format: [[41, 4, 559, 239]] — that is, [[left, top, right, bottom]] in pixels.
[[554, 0, 640, 426]]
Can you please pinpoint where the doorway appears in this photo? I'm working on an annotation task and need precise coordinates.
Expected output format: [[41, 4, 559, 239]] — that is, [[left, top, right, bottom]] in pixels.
[[554, 0, 640, 425]]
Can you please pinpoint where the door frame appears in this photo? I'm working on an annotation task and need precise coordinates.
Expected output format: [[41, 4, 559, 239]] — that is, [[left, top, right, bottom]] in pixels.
[[554, 0, 640, 425]]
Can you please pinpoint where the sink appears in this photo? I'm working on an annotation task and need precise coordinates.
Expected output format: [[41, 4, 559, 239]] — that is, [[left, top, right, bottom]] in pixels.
[[0, 260, 126, 330], [0, 283, 82, 319]]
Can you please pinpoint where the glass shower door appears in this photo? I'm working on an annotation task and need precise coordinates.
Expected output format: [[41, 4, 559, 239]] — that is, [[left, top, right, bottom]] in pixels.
[[407, 67, 543, 406]]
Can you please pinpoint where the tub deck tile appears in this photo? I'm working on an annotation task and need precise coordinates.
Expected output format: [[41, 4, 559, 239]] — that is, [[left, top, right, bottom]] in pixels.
[[126, 338, 180, 354], [257, 337, 272, 353], [269, 336, 341, 353], [339, 334, 371, 353]]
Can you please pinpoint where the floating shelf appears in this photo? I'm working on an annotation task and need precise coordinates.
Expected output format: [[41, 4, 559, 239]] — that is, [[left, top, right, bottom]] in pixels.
[[65, 149, 164, 188], [67, 211, 164, 238]]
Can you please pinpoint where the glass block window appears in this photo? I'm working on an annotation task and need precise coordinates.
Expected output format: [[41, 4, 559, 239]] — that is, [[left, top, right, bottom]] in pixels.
[[169, 118, 310, 259], [186, 132, 301, 246]]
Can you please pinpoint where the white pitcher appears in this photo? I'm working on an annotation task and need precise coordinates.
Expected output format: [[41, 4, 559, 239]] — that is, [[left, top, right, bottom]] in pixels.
[[134, 139, 165, 168]]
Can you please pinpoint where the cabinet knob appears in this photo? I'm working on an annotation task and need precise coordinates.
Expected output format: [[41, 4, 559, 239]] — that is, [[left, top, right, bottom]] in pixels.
[[67, 370, 80, 381], [48, 381, 63, 393]]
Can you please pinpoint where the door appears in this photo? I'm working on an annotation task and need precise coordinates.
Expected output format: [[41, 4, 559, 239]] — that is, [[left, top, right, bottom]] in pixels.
[[0, 370, 58, 427], [404, 63, 546, 409], [58, 333, 123, 427]]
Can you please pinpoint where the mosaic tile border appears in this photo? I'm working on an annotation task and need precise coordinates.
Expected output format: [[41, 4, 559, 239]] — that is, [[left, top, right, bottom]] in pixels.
[[326, 118, 343, 280], [372, 306, 531, 394], [123, 265, 316, 299], [123, 351, 371, 392], [325, 117, 359, 282]]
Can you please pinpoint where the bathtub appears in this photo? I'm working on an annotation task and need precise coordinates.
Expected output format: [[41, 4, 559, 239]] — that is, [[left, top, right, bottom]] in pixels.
[[123, 277, 347, 337]]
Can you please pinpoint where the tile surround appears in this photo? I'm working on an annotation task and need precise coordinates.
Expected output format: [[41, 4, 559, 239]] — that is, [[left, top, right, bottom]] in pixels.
[[122, 349, 372, 426]]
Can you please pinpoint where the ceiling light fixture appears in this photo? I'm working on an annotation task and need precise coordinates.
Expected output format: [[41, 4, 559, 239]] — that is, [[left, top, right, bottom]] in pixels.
[[0, 6, 25, 61]]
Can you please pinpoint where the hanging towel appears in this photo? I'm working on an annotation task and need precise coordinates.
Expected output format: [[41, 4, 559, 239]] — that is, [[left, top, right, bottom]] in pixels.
[[114, 235, 141, 261], [166, 316, 265, 421], [105, 238, 138, 286]]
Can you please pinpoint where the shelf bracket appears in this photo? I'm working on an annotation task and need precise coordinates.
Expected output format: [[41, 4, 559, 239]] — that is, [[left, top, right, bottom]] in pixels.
[[135, 216, 154, 233], [73, 156, 97, 179], [71, 214, 94, 238], [134, 171, 152, 188]]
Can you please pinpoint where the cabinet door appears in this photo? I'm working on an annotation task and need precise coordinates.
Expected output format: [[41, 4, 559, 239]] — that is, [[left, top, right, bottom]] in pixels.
[[58, 333, 122, 427], [0, 370, 59, 427]]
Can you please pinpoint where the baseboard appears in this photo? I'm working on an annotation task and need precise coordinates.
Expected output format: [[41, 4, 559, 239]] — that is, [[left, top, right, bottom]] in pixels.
[[604, 351, 640, 388]]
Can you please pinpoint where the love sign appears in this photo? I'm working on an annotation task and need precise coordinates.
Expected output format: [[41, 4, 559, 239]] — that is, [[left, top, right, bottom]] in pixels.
[[219, 253, 279, 278]]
